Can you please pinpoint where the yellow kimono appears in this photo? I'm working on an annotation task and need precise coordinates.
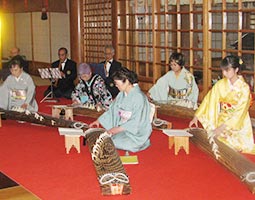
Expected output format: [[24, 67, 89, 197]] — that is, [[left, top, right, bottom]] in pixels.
[[195, 76, 255, 154]]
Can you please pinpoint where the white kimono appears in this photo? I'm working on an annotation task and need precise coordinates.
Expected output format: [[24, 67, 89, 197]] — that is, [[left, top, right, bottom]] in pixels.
[[98, 85, 152, 152], [149, 68, 199, 104], [0, 71, 38, 112]]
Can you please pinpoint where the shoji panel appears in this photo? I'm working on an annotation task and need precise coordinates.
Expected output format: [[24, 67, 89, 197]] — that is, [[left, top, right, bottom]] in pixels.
[[32, 12, 50, 62], [50, 12, 70, 62], [117, 0, 204, 92], [1, 13, 15, 58], [209, 1, 255, 92], [15, 13, 32, 60], [82, 0, 113, 63]]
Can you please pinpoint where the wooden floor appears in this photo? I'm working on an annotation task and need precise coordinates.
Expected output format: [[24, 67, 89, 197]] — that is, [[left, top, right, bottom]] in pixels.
[[0, 172, 39, 200], [0, 186, 39, 200]]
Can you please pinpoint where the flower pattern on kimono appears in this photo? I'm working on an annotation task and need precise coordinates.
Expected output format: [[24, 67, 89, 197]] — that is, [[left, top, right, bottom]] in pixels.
[[184, 71, 194, 97], [71, 74, 112, 110], [220, 101, 236, 113]]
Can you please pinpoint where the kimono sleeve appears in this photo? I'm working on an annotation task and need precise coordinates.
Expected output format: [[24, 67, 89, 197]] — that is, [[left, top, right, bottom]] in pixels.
[[0, 80, 10, 109], [93, 76, 112, 108], [149, 73, 170, 101], [98, 99, 118, 130], [71, 81, 82, 101], [195, 81, 220, 130], [24, 76, 36, 105], [120, 94, 149, 135], [224, 86, 251, 130], [187, 74, 199, 103]]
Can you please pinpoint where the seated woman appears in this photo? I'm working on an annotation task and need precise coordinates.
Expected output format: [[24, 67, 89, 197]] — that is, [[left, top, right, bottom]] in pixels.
[[89, 67, 152, 152], [189, 55, 255, 154], [147, 52, 199, 109], [0, 59, 38, 112], [71, 63, 112, 111]]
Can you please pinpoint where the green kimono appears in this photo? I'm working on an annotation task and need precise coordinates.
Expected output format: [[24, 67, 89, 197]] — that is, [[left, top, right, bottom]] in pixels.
[[98, 85, 152, 152], [149, 67, 198, 103]]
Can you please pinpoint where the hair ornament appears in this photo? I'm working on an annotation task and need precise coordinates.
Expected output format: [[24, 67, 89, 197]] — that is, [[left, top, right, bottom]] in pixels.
[[239, 58, 243, 65]]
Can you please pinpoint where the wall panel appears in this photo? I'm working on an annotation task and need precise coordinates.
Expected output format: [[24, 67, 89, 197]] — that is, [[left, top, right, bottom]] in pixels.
[[50, 12, 70, 62], [1, 13, 15, 58], [15, 13, 32, 60], [32, 12, 50, 62]]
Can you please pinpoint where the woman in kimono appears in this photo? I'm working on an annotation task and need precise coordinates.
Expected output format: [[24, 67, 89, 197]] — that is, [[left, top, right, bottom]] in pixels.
[[89, 67, 152, 152], [147, 52, 199, 108], [0, 59, 38, 112], [189, 55, 255, 154], [71, 63, 112, 111]]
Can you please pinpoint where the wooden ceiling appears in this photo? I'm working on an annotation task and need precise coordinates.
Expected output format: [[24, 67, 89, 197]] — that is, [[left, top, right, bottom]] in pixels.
[[0, 0, 67, 13]]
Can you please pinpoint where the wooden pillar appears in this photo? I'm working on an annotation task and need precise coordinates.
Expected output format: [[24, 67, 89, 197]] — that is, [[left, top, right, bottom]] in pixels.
[[69, 0, 83, 64], [202, 0, 210, 97]]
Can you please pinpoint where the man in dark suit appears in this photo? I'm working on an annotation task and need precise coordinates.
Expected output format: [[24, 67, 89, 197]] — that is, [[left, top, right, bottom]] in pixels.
[[101, 45, 122, 98], [44, 47, 77, 99]]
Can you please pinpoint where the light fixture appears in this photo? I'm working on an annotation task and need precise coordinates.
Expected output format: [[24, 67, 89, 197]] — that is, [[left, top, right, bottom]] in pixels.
[[41, 0, 48, 20]]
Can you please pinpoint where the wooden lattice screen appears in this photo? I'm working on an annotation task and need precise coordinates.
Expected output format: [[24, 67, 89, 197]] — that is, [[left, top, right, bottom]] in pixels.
[[116, 0, 255, 98], [208, 1, 255, 93], [117, 0, 204, 92], [81, 0, 255, 98], [82, 0, 113, 63]]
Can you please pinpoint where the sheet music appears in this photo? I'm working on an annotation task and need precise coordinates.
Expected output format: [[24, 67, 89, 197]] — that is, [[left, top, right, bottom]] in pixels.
[[162, 129, 193, 137], [58, 127, 83, 136], [49, 68, 62, 79], [38, 68, 51, 79]]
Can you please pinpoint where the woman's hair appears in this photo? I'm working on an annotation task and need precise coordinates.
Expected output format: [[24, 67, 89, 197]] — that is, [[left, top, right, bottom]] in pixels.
[[9, 59, 22, 68], [169, 52, 185, 67], [220, 55, 244, 71], [112, 67, 138, 84]]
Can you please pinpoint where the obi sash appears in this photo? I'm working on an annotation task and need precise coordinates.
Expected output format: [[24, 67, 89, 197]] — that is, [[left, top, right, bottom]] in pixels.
[[168, 87, 188, 99], [10, 89, 27, 100]]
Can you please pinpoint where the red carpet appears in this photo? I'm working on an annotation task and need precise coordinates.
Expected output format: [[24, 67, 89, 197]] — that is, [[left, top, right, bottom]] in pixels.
[[0, 86, 255, 200]]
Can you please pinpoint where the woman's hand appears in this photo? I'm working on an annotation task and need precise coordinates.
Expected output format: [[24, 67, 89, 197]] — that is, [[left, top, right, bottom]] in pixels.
[[189, 116, 198, 128], [95, 103, 103, 112], [213, 124, 226, 136], [21, 103, 28, 109], [107, 126, 124, 136], [72, 99, 81, 105], [89, 120, 100, 128]]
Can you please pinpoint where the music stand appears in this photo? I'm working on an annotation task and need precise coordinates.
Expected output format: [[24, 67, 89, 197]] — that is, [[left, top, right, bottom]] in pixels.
[[38, 68, 62, 103]]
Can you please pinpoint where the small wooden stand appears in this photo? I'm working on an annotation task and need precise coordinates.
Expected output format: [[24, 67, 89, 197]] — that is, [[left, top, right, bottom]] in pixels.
[[52, 106, 73, 121], [64, 135, 81, 154], [169, 136, 190, 155], [0, 112, 4, 127]]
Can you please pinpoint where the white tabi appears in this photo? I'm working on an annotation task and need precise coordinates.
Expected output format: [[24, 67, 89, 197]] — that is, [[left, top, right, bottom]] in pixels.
[[98, 85, 152, 152], [0, 71, 38, 112], [149, 68, 199, 105]]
